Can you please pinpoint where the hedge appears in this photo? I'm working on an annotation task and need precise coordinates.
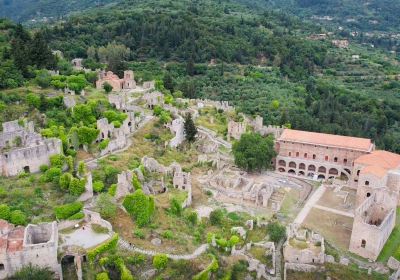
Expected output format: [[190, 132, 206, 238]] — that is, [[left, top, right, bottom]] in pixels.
[[88, 233, 119, 262], [96, 272, 110, 280], [54, 201, 83, 220]]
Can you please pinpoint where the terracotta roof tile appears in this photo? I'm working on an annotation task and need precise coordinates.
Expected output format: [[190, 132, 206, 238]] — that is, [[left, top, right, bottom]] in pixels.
[[278, 129, 373, 151], [360, 165, 388, 178], [355, 150, 400, 170]]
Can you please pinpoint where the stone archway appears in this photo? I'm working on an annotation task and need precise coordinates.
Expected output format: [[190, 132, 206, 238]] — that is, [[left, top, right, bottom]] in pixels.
[[328, 168, 338, 175], [317, 174, 326, 180], [278, 160, 286, 167], [298, 171, 305, 176], [278, 167, 285, 173], [318, 166, 326, 173], [308, 165, 316, 172], [289, 162, 296, 168], [307, 172, 315, 178], [288, 169, 296, 175], [299, 163, 306, 170]]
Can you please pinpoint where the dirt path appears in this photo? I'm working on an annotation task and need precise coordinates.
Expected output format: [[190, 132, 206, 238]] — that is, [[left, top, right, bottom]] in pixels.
[[313, 204, 354, 218]]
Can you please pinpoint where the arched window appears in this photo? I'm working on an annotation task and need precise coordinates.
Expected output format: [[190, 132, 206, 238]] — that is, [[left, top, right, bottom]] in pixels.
[[296, 152, 299, 157], [334, 157, 338, 163], [289, 152, 292, 157], [304, 153, 308, 158], [313, 154, 316, 159], [361, 239, 366, 248]]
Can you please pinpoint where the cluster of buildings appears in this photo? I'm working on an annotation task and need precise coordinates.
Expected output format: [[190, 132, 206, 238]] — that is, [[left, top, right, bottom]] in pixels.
[[276, 128, 400, 260]]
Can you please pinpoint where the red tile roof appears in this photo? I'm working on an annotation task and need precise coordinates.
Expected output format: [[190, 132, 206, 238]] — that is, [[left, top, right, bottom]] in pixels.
[[279, 129, 373, 151], [355, 150, 400, 170]]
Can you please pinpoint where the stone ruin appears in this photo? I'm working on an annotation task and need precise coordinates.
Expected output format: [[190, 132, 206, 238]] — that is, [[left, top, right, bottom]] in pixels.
[[96, 70, 136, 92], [143, 91, 164, 109], [95, 111, 143, 156], [227, 120, 246, 141], [141, 156, 192, 207], [115, 170, 135, 200], [192, 99, 233, 112], [0, 120, 62, 176], [167, 117, 185, 148], [0, 220, 61, 279], [245, 115, 285, 139], [349, 190, 397, 260], [71, 58, 83, 70], [63, 95, 76, 109], [207, 169, 280, 211], [283, 223, 325, 265]]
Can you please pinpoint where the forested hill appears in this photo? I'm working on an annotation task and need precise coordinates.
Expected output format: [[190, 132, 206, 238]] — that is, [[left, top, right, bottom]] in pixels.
[[0, 0, 119, 23]]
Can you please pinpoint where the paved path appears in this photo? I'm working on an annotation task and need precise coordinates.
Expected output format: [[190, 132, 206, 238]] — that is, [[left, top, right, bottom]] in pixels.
[[313, 204, 355, 218], [197, 126, 232, 149], [294, 185, 326, 224], [119, 238, 209, 260]]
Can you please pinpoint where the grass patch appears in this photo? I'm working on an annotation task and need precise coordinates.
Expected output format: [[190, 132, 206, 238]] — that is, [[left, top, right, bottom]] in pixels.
[[377, 207, 400, 262], [91, 223, 109, 234]]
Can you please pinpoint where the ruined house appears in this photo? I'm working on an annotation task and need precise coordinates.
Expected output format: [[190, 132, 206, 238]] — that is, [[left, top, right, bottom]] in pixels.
[[283, 224, 325, 265], [349, 191, 397, 260], [0, 220, 61, 279], [227, 120, 246, 141], [96, 70, 136, 91], [71, 58, 83, 70], [167, 117, 185, 148], [331, 39, 349, 48], [0, 120, 62, 177], [143, 91, 164, 109]]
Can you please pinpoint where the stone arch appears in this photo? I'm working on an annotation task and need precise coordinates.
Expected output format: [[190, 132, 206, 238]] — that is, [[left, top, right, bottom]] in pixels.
[[307, 172, 315, 178], [308, 165, 316, 171], [278, 167, 285, 173], [318, 166, 326, 173], [288, 169, 296, 175], [317, 174, 326, 180], [299, 163, 306, 170], [340, 172, 349, 181], [328, 168, 338, 175], [278, 160, 286, 167], [298, 171, 305, 176], [361, 239, 366, 248], [23, 166, 30, 173], [344, 168, 351, 175], [288, 161, 296, 168]]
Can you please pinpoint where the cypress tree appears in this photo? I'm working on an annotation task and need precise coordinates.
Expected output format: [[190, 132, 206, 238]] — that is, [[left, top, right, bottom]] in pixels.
[[184, 113, 197, 143]]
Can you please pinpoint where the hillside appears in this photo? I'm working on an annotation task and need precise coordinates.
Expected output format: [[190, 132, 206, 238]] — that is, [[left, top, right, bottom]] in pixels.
[[0, 0, 119, 24]]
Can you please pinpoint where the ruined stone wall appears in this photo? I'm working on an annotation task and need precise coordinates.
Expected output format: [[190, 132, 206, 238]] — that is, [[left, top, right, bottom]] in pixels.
[[349, 192, 397, 260], [0, 138, 62, 176], [355, 172, 388, 205], [168, 117, 184, 148], [227, 120, 246, 141]]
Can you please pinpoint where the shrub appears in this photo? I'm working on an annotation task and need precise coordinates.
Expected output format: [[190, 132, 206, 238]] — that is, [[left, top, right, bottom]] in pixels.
[[267, 221, 286, 243], [126, 254, 146, 265], [132, 174, 142, 190], [49, 154, 65, 168], [123, 190, 155, 227], [10, 210, 27, 225], [152, 254, 168, 270], [114, 258, 134, 280], [0, 204, 11, 220], [39, 165, 49, 173], [11, 264, 54, 280], [133, 229, 145, 239], [45, 167, 62, 183], [193, 255, 218, 280], [96, 272, 110, 280], [67, 212, 85, 220], [162, 230, 174, 239], [209, 209, 224, 226], [170, 197, 182, 216], [95, 193, 117, 219], [99, 139, 110, 150], [216, 238, 228, 248], [59, 173, 72, 190], [69, 178, 86, 196], [93, 181, 105, 193], [108, 184, 117, 196], [54, 202, 83, 220], [87, 233, 119, 262], [228, 235, 240, 247], [186, 211, 198, 226]]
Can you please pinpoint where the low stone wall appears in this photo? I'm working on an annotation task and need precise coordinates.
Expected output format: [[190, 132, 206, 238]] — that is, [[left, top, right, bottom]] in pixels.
[[284, 262, 319, 280]]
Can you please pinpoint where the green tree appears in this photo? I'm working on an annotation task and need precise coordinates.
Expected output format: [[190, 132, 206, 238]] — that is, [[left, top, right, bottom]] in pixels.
[[232, 133, 276, 172], [10, 210, 27, 225], [93, 181, 105, 193], [153, 254, 168, 270], [103, 82, 113, 93], [59, 173, 73, 190], [184, 113, 197, 143], [163, 72, 174, 92], [0, 204, 11, 220], [123, 189, 155, 227], [10, 264, 54, 280], [267, 221, 286, 243], [69, 178, 86, 196], [209, 209, 224, 226], [96, 272, 110, 280], [77, 126, 99, 145], [67, 74, 87, 94]]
